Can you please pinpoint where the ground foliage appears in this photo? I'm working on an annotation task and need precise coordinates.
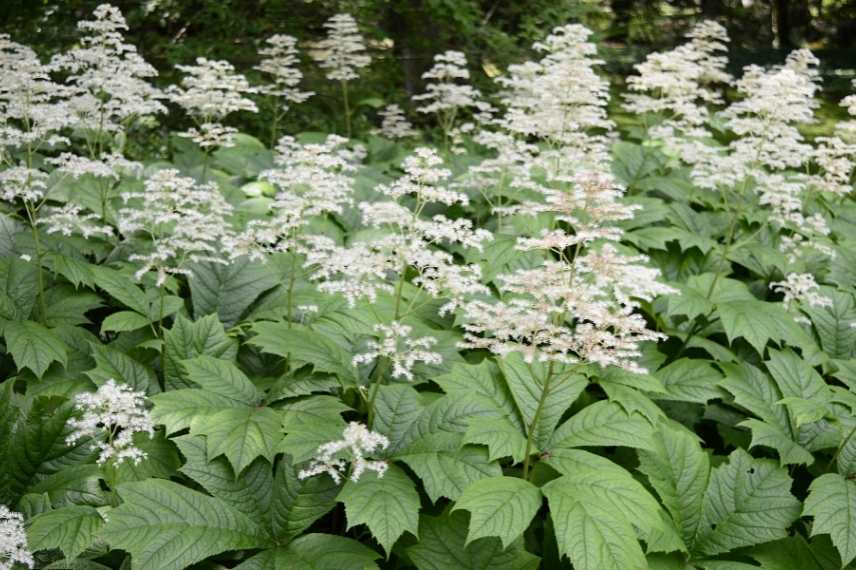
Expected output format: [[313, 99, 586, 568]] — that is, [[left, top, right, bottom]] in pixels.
[[1, 5, 856, 570]]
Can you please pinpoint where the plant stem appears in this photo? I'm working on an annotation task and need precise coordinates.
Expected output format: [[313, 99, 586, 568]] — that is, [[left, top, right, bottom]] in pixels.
[[24, 201, 47, 323], [286, 250, 298, 329], [366, 261, 408, 426], [522, 360, 556, 480], [342, 80, 351, 138]]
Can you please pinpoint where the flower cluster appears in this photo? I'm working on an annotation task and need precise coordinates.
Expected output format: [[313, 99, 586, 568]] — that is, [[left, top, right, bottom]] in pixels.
[[353, 321, 443, 381], [255, 34, 313, 110], [66, 379, 155, 466], [771, 272, 832, 311], [312, 13, 371, 82], [167, 57, 258, 148], [415, 51, 484, 124], [49, 4, 165, 137], [118, 169, 235, 285], [226, 134, 359, 261], [298, 422, 389, 484], [0, 506, 32, 570], [457, 23, 675, 373], [625, 20, 731, 148], [306, 147, 490, 314], [375, 104, 417, 139], [0, 35, 72, 157], [497, 24, 613, 167]]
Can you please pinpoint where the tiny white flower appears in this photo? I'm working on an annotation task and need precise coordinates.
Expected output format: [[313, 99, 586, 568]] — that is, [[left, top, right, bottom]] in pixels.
[[353, 321, 443, 381], [298, 422, 389, 484], [0, 505, 33, 570], [311, 13, 371, 82], [66, 379, 155, 466]]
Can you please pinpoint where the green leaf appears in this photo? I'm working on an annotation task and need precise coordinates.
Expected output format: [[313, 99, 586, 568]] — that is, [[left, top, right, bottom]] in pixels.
[[151, 389, 239, 435], [805, 290, 856, 359], [175, 434, 273, 518], [101, 310, 150, 334], [192, 407, 282, 475], [114, 431, 180, 484], [0, 398, 93, 504], [41, 286, 103, 327], [654, 358, 723, 403], [188, 258, 279, 328], [86, 342, 157, 394], [371, 384, 424, 453], [549, 401, 654, 451], [719, 361, 812, 466], [249, 322, 357, 384], [435, 361, 522, 428], [766, 348, 831, 427], [281, 396, 351, 433], [92, 266, 150, 316], [338, 464, 420, 555], [748, 535, 840, 570], [543, 477, 647, 570], [0, 257, 38, 320], [233, 534, 381, 570], [453, 476, 541, 548], [175, 436, 338, 542], [182, 355, 259, 404], [612, 141, 663, 186], [26, 464, 104, 508], [27, 505, 104, 559], [667, 273, 754, 321], [463, 416, 529, 463], [407, 511, 540, 570], [49, 253, 96, 289], [638, 422, 709, 547], [3, 320, 68, 378], [717, 299, 801, 354], [278, 417, 346, 463], [102, 479, 265, 570], [163, 314, 238, 390], [499, 355, 586, 448], [804, 473, 856, 566], [694, 449, 800, 556], [395, 432, 501, 502], [545, 451, 684, 552], [270, 456, 339, 542]]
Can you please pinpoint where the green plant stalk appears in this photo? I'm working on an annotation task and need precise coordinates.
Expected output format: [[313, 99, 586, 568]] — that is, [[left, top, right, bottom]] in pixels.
[[342, 80, 352, 138], [23, 201, 47, 323], [522, 360, 555, 480], [366, 260, 409, 427], [286, 246, 299, 329]]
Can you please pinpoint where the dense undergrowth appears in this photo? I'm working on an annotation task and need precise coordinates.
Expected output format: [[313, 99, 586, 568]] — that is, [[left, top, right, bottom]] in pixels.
[[1, 5, 856, 570]]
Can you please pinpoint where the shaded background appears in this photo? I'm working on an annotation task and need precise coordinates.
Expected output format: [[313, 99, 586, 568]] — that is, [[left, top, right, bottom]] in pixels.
[[3, 0, 855, 136]]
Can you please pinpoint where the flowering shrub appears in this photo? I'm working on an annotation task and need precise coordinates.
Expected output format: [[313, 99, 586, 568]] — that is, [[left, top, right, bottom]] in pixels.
[[1, 6, 856, 570]]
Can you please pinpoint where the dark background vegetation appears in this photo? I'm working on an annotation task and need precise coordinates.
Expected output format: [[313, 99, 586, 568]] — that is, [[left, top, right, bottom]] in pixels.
[[3, 0, 855, 135]]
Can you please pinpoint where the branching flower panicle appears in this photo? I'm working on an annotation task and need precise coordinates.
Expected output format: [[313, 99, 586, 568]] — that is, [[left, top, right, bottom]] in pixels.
[[353, 321, 443, 381], [771, 272, 832, 312], [312, 13, 371, 82], [625, 20, 731, 148], [0, 506, 33, 570], [167, 57, 258, 149], [255, 34, 313, 109], [298, 422, 389, 484], [49, 4, 165, 139], [66, 379, 155, 466], [375, 104, 417, 139], [118, 168, 235, 285]]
